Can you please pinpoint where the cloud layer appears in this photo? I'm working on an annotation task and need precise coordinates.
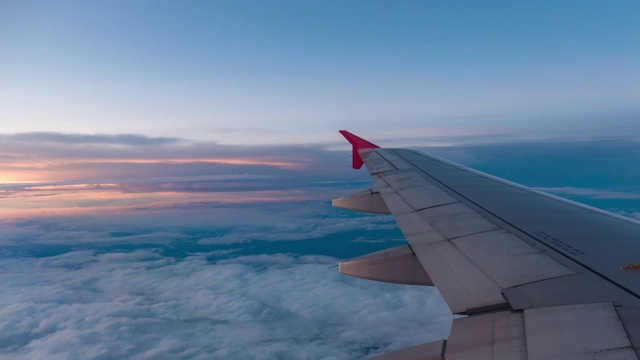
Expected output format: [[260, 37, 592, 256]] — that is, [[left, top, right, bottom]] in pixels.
[[0, 190, 449, 359], [2, 137, 640, 359], [0, 249, 450, 360]]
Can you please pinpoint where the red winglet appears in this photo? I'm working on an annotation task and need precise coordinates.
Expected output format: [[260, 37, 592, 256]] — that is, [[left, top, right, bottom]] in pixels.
[[339, 130, 380, 169]]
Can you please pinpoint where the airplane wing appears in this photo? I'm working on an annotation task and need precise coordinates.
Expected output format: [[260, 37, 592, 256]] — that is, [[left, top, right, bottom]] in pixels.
[[333, 130, 640, 360]]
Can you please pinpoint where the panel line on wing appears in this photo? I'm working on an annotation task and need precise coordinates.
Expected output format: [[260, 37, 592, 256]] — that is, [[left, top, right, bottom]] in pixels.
[[367, 149, 578, 313], [413, 201, 460, 212]]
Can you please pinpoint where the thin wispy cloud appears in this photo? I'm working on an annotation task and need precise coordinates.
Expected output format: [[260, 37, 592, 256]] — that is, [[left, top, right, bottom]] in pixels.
[[0, 131, 358, 183], [0, 132, 182, 146], [0, 169, 368, 220], [0, 199, 395, 249], [616, 211, 640, 221], [535, 187, 640, 200]]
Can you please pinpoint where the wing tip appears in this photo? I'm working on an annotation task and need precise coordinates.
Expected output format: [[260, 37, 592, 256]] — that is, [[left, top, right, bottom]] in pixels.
[[339, 130, 379, 169]]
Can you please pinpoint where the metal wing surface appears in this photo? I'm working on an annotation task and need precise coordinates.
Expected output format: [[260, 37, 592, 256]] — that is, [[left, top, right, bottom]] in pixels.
[[333, 131, 640, 360]]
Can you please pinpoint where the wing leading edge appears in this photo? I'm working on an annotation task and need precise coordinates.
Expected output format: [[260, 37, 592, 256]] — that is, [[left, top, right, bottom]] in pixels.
[[334, 131, 640, 360]]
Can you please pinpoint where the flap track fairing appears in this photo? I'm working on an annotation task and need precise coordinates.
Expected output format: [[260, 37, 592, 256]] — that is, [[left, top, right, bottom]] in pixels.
[[339, 245, 434, 286], [332, 189, 391, 214]]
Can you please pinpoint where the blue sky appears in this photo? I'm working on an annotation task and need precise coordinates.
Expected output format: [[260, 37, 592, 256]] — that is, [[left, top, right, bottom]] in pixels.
[[2, 1, 640, 359], [2, 1, 639, 144]]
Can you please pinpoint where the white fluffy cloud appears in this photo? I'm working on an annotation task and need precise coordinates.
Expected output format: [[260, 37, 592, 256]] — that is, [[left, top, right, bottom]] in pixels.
[[0, 195, 451, 359], [0, 251, 451, 360]]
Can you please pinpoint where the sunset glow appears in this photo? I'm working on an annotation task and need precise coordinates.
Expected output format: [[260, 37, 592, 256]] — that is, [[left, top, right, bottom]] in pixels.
[[87, 157, 307, 169], [0, 154, 312, 183], [0, 184, 316, 220]]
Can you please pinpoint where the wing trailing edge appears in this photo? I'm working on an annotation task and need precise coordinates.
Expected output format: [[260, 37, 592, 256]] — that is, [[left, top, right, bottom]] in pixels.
[[370, 339, 446, 360]]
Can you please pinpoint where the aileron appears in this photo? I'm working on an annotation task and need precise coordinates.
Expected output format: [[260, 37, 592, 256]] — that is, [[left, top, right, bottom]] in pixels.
[[446, 310, 526, 360]]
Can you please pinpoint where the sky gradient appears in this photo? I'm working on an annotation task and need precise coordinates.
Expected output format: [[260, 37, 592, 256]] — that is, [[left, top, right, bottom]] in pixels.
[[2, 1, 640, 359], [2, 0, 640, 145]]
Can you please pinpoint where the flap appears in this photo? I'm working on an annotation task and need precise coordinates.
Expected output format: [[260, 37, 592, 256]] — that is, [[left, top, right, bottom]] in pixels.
[[446, 311, 526, 360], [369, 339, 445, 360], [524, 302, 636, 359]]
